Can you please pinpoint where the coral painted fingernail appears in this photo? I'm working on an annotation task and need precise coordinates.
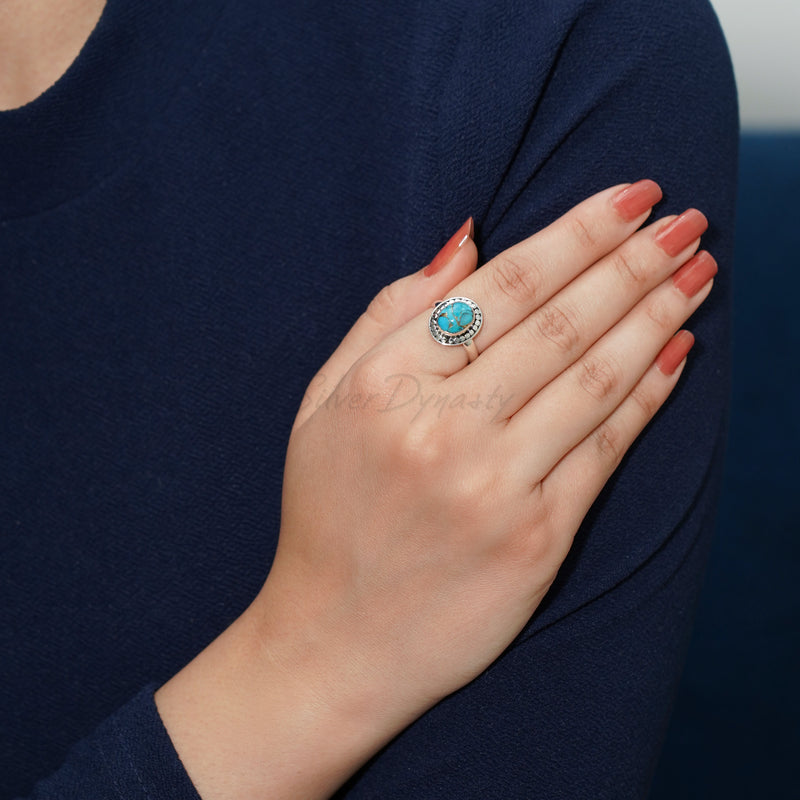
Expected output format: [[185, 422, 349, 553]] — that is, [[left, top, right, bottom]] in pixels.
[[655, 209, 708, 257], [612, 180, 663, 222], [656, 330, 695, 375], [423, 217, 474, 277], [672, 250, 718, 298]]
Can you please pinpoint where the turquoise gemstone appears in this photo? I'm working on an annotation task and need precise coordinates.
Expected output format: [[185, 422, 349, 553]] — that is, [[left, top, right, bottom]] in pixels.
[[436, 301, 474, 334]]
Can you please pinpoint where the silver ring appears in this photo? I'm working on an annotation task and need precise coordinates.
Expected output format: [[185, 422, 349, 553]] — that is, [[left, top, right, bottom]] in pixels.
[[428, 297, 483, 362]]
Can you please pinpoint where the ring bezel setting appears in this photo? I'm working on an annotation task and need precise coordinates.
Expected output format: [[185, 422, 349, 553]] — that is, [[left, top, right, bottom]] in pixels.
[[428, 297, 483, 347]]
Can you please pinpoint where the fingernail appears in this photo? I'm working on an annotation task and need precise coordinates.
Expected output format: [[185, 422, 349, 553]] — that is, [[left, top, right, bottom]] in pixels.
[[656, 330, 695, 375], [423, 217, 474, 277], [612, 180, 663, 222], [655, 209, 708, 257], [672, 250, 718, 298]]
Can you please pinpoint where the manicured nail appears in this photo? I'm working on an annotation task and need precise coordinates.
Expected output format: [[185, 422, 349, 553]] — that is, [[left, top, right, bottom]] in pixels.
[[612, 180, 663, 222], [656, 330, 695, 375], [423, 217, 474, 277], [655, 209, 708, 257], [672, 250, 718, 298]]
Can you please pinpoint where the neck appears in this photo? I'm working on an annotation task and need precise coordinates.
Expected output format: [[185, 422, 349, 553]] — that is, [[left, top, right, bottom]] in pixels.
[[0, 0, 106, 110]]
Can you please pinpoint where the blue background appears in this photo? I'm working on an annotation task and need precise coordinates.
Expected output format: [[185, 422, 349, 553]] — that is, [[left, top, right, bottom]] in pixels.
[[651, 134, 800, 798]]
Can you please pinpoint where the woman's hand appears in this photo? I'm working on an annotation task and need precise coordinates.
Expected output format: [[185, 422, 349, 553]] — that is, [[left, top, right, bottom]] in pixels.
[[156, 181, 717, 800]]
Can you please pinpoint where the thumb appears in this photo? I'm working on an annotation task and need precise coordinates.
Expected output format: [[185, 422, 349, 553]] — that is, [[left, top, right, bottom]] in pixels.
[[293, 218, 477, 429]]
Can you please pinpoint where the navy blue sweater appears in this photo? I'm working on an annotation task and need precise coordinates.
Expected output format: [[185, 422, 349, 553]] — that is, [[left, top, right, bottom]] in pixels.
[[1, 0, 737, 797]]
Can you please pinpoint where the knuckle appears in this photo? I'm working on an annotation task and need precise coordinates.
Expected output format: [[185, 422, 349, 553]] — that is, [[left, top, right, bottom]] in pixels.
[[505, 524, 552, 571], [449, 469, 494, 512], [389, 423, 448, 474], [593, 421, 625, 466], [533, 302, 580, 353], [364, 281, 402, 328], [508, 515, 563, 575], [490, 253, 542, 305], [568, 213, 599, 250], [522, 516, 557, 564], [577, 354, 621, 401], [611, 248, 648, 287], [629, 385, 659, 419], [345, 352, 389, 396], [644, 296, 672, 331]]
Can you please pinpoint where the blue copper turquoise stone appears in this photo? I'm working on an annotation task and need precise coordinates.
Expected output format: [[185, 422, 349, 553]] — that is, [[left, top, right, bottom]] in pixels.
[[436, 301, 474, 334]]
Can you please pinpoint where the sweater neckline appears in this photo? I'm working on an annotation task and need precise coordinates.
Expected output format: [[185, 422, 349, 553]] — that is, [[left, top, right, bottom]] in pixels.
[[0, 0, 225, 221]]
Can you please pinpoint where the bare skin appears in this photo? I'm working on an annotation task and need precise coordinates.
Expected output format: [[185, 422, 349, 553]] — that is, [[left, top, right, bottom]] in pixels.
[[156, 184, 715, 799], [0, 0, 105, 110]]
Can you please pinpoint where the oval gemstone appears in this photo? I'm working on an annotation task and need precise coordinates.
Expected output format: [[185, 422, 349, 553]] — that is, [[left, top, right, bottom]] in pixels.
[[436, 301, 474, 334]]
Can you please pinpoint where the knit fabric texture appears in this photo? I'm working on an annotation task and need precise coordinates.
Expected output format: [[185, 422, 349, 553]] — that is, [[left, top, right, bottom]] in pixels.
[[1, 0, 738, 797]]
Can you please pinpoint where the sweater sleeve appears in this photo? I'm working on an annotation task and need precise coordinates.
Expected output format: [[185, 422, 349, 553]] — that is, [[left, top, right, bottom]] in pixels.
[[8, 1, 737, 798], [333, 0, 739, 797], [20, 687, 200, 800]]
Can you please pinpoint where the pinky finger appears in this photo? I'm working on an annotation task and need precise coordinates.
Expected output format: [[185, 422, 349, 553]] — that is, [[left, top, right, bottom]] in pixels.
[[540, 330, 695, 544]]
